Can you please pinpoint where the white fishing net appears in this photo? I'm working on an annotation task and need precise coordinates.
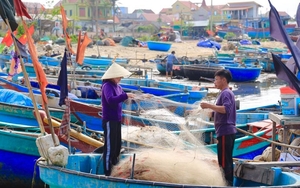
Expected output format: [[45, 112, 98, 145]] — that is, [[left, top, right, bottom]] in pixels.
[[111, 94, 227, 186]]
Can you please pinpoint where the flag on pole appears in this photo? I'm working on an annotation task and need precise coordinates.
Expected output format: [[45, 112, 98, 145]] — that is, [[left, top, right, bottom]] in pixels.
[[60, 5, 75, 54], [0, 0, 18, 31], [1, 30, 15, 47], [57, 50, 69, 106], [75, 31, 81, 63], [272, 54, 300, 95], [11, 34, 28, 57], [18, 25, 34, 45], [13, 0, 31, 19], [59, 98, 70, 136], [7, 51, 22, 80], [269, 0, 300, 72], [60, 5, 68, 33], [76, 33, 92, 65], [22, 20, 48, 106]]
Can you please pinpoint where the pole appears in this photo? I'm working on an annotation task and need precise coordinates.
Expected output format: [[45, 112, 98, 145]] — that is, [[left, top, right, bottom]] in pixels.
[[6, 19, 45, 134], [210, 0, 213, 36]]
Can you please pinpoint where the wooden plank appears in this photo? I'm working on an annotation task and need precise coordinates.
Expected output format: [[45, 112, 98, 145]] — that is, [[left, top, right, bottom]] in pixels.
[[269, 112, 300, 125]]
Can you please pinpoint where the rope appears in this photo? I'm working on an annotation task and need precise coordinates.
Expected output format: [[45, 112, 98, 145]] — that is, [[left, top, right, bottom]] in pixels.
[[236, 127, 300, 149]]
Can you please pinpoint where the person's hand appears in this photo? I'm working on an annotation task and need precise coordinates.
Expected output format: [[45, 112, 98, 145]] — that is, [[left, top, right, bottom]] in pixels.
[[127, 93, 136, 99], [200, 102, 211, 109]]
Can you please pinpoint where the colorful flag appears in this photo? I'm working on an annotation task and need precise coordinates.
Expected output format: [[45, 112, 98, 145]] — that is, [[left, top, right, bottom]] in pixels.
[[13, 0, 32, 19], [1, 30, 14, 47], [272, 54, 300, 95], [18, 25, 35, 45], [11, 34, 28, 57], [76, 33, 92, 65], [0, 0, 18, 31], [59, 98, 70, 136], [57, 50, 69, 106], [269, 0, 300, 72], [75, 31, 81, 63], [22, 20, 48, 106], [7, 51, 22, 80], [60, 5, 68, 33], [60, 5, 74, 54]]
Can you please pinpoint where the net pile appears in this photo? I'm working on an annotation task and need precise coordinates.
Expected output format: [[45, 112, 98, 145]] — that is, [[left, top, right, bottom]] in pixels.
[[111, 94, 226, 186]]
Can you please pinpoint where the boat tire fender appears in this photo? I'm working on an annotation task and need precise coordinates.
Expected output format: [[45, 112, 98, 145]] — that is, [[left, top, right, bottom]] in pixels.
[[46, 89, 60, 97], [81, 65, 92, 70]]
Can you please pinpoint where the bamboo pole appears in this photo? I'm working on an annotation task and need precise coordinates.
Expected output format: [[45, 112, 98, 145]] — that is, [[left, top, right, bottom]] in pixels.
[[20, 17, 58, 146], [5, 19, 45, 134]]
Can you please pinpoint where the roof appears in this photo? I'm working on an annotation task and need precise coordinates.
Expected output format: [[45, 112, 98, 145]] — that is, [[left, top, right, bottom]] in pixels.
[[132, 9, 155, 14], [222, 6, 253, 11], [228, 1, 262, 7], [175, 1, 199, 10], [140, 13, 159, 22], [278, 11, 290, 17], [160, 8, 171, 14], [139, 13, 174, 23]]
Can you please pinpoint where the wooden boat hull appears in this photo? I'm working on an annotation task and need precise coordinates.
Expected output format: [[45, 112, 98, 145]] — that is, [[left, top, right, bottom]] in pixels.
[[225, 66, 261, 82], [183, 64, 224, 80], [38, 154, 300, 188]]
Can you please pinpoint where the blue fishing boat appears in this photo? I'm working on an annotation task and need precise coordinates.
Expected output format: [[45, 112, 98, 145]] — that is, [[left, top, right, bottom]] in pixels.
[[147, 41, 172, 51], [260, 58, 275, 72], [0, 77, 101, 106], [225, 66, 262, 82], [37, 153, 300, 187]]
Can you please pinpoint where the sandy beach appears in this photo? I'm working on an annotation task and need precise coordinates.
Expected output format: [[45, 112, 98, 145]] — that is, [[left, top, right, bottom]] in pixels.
[[36, 40, 288, 70]]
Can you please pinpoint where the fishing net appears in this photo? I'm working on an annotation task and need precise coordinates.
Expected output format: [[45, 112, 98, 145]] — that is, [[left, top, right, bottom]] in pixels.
[[110, 93, 227, 186]]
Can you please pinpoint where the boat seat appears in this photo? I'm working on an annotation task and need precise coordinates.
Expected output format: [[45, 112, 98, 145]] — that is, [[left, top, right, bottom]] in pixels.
[[234, 161, 278, 185]]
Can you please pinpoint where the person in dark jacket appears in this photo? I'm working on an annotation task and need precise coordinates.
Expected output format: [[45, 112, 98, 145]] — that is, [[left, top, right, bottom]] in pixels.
[[101, 63, 135, 176], [200, 69, 236, 186]]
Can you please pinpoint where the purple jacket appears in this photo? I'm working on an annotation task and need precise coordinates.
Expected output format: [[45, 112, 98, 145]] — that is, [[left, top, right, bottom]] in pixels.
[[101, 81, 128, 121], [214, 88, 237, 137]]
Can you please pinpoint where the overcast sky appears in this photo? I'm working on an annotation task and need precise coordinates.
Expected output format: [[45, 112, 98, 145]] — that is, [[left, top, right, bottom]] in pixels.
[[23, 0, 299, 17]]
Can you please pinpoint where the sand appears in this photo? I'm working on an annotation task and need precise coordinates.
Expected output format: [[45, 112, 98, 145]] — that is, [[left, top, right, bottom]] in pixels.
[[35, 40, 288, 70]]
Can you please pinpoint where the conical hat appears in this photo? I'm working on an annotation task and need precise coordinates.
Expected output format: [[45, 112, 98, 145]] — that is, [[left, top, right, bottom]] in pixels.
[[101, 63, 132, 80]]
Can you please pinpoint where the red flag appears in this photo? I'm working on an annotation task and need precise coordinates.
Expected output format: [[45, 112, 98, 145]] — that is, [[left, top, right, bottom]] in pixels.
[[77, 33, 92, 65], [22, 20, 48, 106], [75, 31, 82, 63], [18, 25, 34, 45], [66, 33, 75, 54], [1, 30, 14, 47], [60, 5, 68, 33], [13, 0, 32, 19], [41, 5, 45, 12]]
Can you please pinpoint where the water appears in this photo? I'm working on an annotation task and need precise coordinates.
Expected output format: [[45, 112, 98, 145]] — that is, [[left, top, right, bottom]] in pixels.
[[151, 72, 287, 110]]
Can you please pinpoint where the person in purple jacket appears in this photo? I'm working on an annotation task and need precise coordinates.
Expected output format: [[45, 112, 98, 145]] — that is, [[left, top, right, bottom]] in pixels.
[[101, 63, 135, 176], [200, 69, 236, 186]]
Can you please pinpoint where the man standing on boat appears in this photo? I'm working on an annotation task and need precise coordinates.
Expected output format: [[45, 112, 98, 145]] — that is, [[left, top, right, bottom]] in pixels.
[[200, 69, 236, 186], [166, 51, 179, 80], [101, 63, 136, 176]]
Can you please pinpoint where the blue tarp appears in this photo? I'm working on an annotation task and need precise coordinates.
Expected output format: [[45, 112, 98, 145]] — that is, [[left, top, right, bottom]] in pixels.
[[197, 39, 221, 50], [240, 39, 252, 45], [0, 89, 36, 107]]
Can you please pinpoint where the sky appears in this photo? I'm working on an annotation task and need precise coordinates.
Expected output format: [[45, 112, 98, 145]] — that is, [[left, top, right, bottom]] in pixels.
[[23, 0, 299, 17]]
